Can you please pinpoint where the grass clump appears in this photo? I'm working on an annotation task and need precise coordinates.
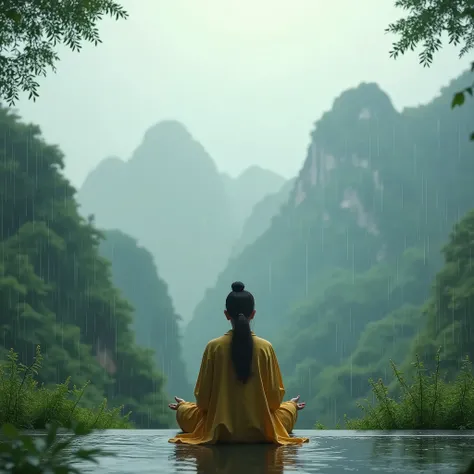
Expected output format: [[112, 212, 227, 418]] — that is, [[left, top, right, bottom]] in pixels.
[[344, 349, 474, 430], [0, 346, 131, 430]]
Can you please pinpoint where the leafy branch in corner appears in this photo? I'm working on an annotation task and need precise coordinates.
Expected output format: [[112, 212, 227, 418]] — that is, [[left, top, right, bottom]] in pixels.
[[387, 0, 474, 139], [0, 0, 128, 104], [0, 421, 111, 474]]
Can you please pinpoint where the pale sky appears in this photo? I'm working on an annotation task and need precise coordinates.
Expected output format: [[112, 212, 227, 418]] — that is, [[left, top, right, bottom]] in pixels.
[[15, 0, 468, 188]]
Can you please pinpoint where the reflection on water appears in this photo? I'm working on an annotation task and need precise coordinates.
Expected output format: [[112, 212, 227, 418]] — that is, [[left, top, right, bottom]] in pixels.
[[66, 429, 474, 473], [173, 443, 300, 474]]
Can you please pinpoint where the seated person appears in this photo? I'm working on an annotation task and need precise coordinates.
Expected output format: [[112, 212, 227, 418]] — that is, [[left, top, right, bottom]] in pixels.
[[168, 281, 309, 445]]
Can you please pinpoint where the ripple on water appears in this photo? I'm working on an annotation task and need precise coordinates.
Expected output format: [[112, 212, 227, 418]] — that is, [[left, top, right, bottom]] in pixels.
[[66, 429, 474, 473]]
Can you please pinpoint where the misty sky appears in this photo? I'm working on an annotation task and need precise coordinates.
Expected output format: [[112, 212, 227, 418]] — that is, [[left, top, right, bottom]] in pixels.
[[15, 0, 468, 189]]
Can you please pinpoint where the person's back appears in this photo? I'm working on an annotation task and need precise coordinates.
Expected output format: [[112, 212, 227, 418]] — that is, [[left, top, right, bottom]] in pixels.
[[168, 281, 308, 445]]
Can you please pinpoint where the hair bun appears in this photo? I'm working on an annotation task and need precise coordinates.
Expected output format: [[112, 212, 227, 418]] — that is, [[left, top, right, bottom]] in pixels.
[[231, 281, 245, 292]]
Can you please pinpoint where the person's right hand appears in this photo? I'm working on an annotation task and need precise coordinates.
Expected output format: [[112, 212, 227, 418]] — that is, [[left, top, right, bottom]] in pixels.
[[290, 395, 306, 410], [168, 396, 185, 410]]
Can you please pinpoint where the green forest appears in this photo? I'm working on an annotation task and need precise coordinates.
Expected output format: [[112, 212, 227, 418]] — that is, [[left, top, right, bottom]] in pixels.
[[98, 229, 190, 399], [0, 106, 171, 429]]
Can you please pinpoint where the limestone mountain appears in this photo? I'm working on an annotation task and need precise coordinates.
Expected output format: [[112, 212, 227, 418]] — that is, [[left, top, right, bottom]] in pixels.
[[183, 72, 474, 426], [78, 121, 236, 322], [78, 121, 286, 322]]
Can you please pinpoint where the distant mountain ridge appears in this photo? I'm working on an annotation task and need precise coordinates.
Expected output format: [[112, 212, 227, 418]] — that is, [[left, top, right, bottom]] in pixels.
[[78, 121, 286, 322], [230, 178, 295, 259], [220, 166, 286, 230]]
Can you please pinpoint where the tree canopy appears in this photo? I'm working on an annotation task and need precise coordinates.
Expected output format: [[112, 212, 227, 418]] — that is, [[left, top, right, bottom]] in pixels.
[[0, 0, 127, 103], [388, 0, 474, 136], [0, 105, 169, 428]]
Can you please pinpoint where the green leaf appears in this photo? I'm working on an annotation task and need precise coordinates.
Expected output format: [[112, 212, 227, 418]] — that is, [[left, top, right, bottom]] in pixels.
[[4, 9, 21, 23], [452, 91, 465, 108], [2, 423, 19, 438], [73, 422, 91, 436], [53, 466, 72, 474], [18, 435, 40, 454]]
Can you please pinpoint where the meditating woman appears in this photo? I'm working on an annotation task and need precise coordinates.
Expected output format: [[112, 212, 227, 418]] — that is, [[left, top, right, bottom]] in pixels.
[[168, 281, 309, 445]]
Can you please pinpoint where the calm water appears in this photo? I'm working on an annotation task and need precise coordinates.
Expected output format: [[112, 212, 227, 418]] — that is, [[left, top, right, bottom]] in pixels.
[[68, 429, 474, 473]]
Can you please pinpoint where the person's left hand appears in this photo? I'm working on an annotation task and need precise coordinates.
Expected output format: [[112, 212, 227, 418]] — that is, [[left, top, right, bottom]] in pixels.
[[168, 396, 184, 410], [290, 395, 306, 411]]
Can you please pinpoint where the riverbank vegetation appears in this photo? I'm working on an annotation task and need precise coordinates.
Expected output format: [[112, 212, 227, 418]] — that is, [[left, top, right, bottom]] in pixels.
[[0, 346, 130, 430], [343, 352, 474, 430], [0, 105, 171, 428]]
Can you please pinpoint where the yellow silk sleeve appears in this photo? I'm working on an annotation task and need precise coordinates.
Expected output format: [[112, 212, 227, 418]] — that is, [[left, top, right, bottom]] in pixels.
[[194, 343, 214, 411], [264, 345, 286, 411], [277, 401, 298, 431]]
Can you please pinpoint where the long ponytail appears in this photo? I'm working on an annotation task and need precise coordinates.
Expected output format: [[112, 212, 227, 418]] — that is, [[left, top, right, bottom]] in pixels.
[[231, 313, 254, 383], [225, 281, 255, 384]]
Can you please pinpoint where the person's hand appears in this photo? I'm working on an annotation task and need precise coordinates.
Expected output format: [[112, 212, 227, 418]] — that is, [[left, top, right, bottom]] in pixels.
[[168, 396, 184, 410], [290, 395, 306, 410]]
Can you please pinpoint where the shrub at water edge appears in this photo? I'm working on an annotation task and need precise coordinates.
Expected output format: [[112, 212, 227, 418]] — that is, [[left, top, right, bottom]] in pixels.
[[0, 346, 130, 430], [344, 350, 473, 430], [315, 350, 474, 430]]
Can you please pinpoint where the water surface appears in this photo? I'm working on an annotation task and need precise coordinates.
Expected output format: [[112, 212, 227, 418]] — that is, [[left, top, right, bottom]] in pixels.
[[71, 429, 474, 473]]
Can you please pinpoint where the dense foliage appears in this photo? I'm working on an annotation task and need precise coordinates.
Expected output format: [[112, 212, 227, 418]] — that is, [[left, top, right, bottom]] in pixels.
[[409, 209, 474, 374], [344, 352, 474, 430], [0, 346, 129, 430], [184, 72, 474, 427], [0, 106, 170, 428], [0, 0, 127, 104], [99, 230, 191, 399]]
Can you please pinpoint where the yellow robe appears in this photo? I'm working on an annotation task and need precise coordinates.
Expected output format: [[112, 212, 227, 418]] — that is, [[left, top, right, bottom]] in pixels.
[[168, 331, 309, 445]]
